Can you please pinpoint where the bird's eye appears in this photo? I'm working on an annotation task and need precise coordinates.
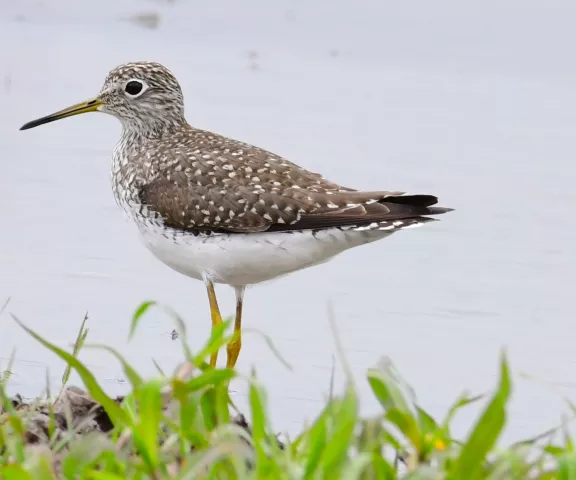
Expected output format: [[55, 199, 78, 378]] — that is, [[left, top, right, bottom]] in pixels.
[[125, 80, 143, 96]]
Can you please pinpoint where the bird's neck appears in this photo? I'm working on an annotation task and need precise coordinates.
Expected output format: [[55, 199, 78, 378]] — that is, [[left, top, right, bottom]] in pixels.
[[120, 115, 188, 141]]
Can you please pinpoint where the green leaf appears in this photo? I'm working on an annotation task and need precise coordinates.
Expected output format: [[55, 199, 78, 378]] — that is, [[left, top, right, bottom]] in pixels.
[[249, 371, 274, 476], [367, 366, 411, 415], [322, 382, 359, 475], [129, 300, 157, 340], [0, 348, 17, 390], [538, 473, 560, 480], [91, 451, 127, 477], [62, 313, 89, 385], [7, 415, 24, 437], [382, 430, 403, 453], [369, 453, 396, 480], [193, 319, 232, 367], [558, 453, 576, 480], [87, 473, 127, 480], [417, 406, 438, 436], [152, 358, 165, 376], [183, 368, 235, 393], [243, 327, 293, 371], [0, 465, 33, 480], [200, 388, 220, 432], [13, 316, 130, 428], [0, 296, 11, 320], [452, 351, 512, 480], [213, 383, 231, 426], [82, 343, 143, 389], [357, 417, 384, 454], [442, 393, 485, 433], [416, 406, 444, 460], [302, 401, 332, 478], [132, 379, 164, 470], [544, 445, 567, 456], [386, 408, 421, 451], [172, 379, 201, 446]]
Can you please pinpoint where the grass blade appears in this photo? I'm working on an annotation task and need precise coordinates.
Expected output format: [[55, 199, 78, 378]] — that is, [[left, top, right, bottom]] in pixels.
[[452, 351, 512, 480], [132, 379, 163, 470], [129, 301, 157, 340], [0, 465, 33, 480], [82, 343, 143, 389], [0, 296, 11, 319], [243, 327, 292, 371], [249, 369, 278, 477], [302, 403, 332, 478], [62, 313, 89, 385], [13, 315, 130, 428], [559, 453, 576, 480], [322, 382, 359, 475], [385, 408, 421, 451], [193, 319, 232, 368], [367, 362, 411, 415]]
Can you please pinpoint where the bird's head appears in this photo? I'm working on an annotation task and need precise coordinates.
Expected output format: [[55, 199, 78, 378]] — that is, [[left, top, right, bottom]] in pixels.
[[20, 61, 186, 137]]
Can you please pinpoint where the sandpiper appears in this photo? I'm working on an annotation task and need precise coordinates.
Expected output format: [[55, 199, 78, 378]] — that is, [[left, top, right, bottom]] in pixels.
[[20, 61, 453, 369]]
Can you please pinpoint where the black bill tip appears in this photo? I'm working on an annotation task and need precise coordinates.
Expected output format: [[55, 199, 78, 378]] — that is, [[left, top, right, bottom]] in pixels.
[[20, 120, 40, 131], [20, 114, 64, 131]]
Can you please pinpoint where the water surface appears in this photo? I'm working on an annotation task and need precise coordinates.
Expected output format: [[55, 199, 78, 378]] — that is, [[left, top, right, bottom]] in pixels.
[[1, 0, 576, 443]]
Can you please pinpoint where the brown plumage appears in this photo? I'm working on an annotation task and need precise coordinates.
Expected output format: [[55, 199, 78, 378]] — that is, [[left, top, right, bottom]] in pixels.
[[134, 126, 452, 235]]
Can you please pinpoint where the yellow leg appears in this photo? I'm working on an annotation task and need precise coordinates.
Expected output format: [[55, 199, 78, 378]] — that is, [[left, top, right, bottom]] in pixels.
[[205, 279, 223, 368], [226, 286, 245, 369]]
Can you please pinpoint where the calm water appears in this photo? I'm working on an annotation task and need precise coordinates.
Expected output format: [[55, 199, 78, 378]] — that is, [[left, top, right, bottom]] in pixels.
[[1, 0, 576, 443]]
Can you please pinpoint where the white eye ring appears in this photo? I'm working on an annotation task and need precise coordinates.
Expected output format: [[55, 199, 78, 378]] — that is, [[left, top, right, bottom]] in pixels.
[[124, 78, 148, 97]]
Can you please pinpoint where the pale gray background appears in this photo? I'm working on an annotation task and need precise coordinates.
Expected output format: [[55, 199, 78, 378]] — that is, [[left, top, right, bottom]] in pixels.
[[1, 0, 575, 444]]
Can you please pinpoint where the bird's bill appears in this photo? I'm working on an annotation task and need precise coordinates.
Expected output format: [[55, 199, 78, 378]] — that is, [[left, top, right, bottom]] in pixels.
[[19, 97, 103, 131]]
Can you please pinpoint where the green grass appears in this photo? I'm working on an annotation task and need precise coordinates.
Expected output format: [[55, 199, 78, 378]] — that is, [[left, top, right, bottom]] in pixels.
[[0, 300, 574, 479]]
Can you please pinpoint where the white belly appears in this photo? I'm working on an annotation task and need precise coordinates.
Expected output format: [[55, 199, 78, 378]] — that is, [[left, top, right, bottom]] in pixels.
[[137, 226, 397, 286]]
